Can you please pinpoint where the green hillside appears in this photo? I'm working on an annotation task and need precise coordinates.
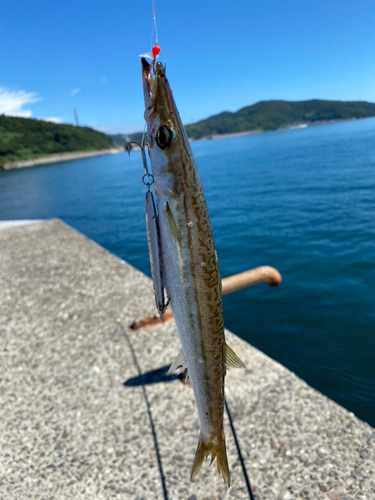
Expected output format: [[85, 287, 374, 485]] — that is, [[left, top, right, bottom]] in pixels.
[[111, 132, 144, 147], [184, 100, 375, 139], [0, 115, 113, 166]]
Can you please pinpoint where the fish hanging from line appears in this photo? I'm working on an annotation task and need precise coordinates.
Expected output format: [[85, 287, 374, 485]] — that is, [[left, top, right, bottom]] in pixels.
[[140, 55, 246, 486]]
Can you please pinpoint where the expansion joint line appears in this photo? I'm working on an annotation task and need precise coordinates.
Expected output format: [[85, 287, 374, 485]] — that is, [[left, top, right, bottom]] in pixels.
[[121, 325, 168, 500], [225, 397, 256, 500]]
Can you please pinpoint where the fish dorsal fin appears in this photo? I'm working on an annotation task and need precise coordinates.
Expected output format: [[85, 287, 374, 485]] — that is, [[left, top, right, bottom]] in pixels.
[[225, 343, 246, 371], [167, 348, 187, 375]]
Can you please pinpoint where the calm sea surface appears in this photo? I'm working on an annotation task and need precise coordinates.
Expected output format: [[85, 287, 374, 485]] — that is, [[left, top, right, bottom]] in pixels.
[[1, 118, 375, 427]]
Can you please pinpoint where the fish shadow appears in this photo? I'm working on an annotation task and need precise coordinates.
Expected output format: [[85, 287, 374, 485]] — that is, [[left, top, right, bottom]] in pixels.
[[124, 365, 186, 387]]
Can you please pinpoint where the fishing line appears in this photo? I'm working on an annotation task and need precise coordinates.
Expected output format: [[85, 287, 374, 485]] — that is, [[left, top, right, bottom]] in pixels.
[[152, 0, 159, 44], [141, 0, 161, 147], [143, 0, 160, 66], [225, 398, 256, 500], [141, 122, 147, 150], [148, 0, 159, 55], [149, 16, 155, 53]]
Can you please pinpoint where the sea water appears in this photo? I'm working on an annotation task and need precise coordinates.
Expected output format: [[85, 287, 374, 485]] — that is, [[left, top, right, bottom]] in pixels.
[[1, 117, 374, 426]]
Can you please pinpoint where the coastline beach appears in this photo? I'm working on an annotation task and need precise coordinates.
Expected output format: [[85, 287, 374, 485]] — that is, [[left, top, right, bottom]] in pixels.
[[1, 148, 121, 171], [0, 117, 364, 170], [192, 117, 358, 142]]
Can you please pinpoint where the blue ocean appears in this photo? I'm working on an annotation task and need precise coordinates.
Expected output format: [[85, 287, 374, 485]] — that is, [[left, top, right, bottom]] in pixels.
[[1, 118, 374, 427]]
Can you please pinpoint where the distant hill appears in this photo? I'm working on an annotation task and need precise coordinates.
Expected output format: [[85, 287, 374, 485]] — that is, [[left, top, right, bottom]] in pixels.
[[184, 100, 375, 139], [110, 133, 132, 145], [0, 115, 113, 166], [111, 132, 144, 147], [125, 99, 375, 143]]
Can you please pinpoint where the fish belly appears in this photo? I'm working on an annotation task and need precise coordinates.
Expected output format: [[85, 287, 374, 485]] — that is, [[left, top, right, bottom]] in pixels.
[[156, 189, 225, 441]]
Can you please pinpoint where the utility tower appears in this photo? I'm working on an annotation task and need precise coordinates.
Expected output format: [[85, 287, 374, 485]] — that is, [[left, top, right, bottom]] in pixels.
[[73, 108, 80, 127]]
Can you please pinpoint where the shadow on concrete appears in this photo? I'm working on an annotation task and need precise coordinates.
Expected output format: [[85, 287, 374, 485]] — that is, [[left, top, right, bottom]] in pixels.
[[122, 329, 169, 500], [124, 365, 185, 387], [122, 340, 255, 499]]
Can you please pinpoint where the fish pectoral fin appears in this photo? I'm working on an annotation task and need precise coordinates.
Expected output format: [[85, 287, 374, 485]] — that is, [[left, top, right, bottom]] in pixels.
[[167, 348, 187, 375], [225, 343, 247, 371], [165, 202, 182, 245]]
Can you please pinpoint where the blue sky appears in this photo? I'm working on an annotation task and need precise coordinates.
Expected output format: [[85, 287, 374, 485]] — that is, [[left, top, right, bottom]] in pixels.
[[1, 0, 375, 134]]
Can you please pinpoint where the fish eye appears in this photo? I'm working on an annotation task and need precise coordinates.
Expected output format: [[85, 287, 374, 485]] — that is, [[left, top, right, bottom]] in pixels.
[[156, 126, 176, 149]]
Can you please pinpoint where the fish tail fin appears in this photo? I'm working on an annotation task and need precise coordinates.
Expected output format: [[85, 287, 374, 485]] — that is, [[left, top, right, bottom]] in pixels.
[[216, 433, 230, 486], [190, 434, 211, 481], [190, 432, 230, 486]]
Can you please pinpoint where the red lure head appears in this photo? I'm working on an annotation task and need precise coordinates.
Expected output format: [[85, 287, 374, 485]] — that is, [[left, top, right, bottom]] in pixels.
[[152, 44, 161, 57]]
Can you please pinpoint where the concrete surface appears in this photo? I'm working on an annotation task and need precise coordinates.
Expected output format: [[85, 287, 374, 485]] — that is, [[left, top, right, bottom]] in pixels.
[[0, 219, 374, 500]]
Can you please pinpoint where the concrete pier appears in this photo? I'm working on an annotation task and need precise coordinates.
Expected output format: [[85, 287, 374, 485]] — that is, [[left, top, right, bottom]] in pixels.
[[0, 219, 374, 499]]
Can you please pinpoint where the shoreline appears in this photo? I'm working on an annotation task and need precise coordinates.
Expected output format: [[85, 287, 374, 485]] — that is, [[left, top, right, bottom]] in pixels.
[[2, 117, 368, 168], [191, 117, 359, 142], [1, 148, 122, 171]]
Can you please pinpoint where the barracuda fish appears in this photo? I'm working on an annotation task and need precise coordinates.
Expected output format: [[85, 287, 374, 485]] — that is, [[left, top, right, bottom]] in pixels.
[[141, 57, 245, 486]]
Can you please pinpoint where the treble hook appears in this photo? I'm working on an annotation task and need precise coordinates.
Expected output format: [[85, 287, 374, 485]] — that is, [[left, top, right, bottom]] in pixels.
[[126, 139, 154, 190]]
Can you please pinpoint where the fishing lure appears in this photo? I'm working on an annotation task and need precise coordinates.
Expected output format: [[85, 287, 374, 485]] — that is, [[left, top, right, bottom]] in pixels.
[[145, 186, 167, 319], [127, 139, 167, 319]]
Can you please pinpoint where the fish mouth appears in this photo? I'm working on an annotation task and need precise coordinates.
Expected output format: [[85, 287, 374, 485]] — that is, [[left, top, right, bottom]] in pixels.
[[141, 58, 167, 110], [141, 57, 153, 106]]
